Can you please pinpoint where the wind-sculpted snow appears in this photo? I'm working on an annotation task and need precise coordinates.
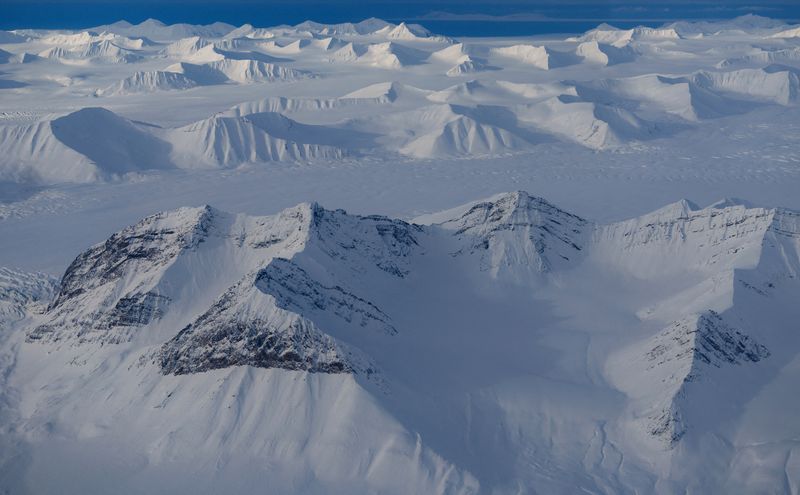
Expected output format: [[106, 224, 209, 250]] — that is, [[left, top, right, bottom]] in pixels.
[[39, 40, 144, 64], [225, 82, 415, 116], [3, 16, 800, 183], [568, 24, 681, 47], [97, 70, 199, 95], [162, 36, 211, 57], [693, 66, 800, 105], [168, 113, 345, 166], [0, 106, 351, 178], [330, 41, 428, 69], [0, 107, 173, 182]]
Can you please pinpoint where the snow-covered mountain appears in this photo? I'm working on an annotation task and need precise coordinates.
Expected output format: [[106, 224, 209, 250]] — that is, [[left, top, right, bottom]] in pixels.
[[3, 190, 800, 493], [167, 112, 346, 166], [2, 15, 800, 185], [2, 15, 800, 492], [91, 19, 236, 40], [0, 106, 353, 181], [0, 107, 173, 182]]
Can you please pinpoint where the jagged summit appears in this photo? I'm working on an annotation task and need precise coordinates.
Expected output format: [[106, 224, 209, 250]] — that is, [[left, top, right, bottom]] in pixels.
[[8, 189, 800, 493], [26, 201, 420, 352], [436, 191, 589, 279], [29, 205, 218, 344]]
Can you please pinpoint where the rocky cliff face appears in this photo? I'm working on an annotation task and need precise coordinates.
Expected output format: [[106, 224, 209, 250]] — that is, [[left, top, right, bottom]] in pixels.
[[647, 311, 769, 373], [9, 191, 800, 493], [28, 206, 216, 344], [642, 311, 770, 445], [593, 200, 781, 278], [437, 191, 589, 281], [25, 200, 420, 376], [159, 257, 391, 375]]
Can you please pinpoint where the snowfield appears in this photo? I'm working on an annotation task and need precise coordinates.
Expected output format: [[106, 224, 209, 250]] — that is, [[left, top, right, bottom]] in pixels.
[[1, 14, 800, 495]]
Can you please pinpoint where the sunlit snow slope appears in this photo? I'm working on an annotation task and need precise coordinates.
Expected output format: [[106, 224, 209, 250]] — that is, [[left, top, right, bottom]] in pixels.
[[2, 191, 800, 494]]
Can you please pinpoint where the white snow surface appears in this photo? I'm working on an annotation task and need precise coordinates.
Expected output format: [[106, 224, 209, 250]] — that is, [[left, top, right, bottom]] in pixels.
[[1, 16, 799, 180], [1, 14, 800, 495]]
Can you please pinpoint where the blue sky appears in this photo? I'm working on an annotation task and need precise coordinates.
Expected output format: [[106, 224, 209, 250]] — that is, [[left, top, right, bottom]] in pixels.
[[3, 1, 799, 32]]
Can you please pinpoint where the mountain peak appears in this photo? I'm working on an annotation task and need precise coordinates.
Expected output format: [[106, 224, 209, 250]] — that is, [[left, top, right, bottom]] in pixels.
[[437, 191, 589, 280], [28, 204, 217, 343], [139, 18, 166, 27]]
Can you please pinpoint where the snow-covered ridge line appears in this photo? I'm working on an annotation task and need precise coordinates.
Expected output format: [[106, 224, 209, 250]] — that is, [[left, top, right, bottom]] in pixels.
[[4, 188, 800, 493], [26, 191, 800, 358]]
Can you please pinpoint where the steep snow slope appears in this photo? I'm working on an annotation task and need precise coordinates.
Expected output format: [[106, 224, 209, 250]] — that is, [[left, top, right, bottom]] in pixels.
[[167, 112, 345, 166], [372, 22, 452, 43], [427, 79, 575, 106], [204, 59, 311, 83], [489, 44, 551, 69], [0, 108, 172, 182], [4, 191, 800, 494], [97, 70, 198, 95], [0, 105, 356, 181], [575, 41, 636, 66], [515, 96, 652, 149], [179, 44, 287, 64], [573, 75, 699, 121], [435, 191, 589, 282], [39, 40, 144, 64], [329, 41, 427, 68], [771, 26, 800, 39], [4, 15, 800, 184], [100, 57, 310, 95], [568, 24, 681, 47], [2, 18, 800, 494], [693, 67, 800, 105], [364, 104, 537, 157], [162, 36, 210, 57], [718, 47, 800, 67], [4, 199, 482, 494], [608, 310, 771, 446], [47, 108, 173, 174], [429, 44, 495, 76], [38, 31, 116, 45], [223, 82, 427, 119], [166, 57, 311, 84]]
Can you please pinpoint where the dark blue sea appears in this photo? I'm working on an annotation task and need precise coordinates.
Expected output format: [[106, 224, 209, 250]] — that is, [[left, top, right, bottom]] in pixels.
[[3, 2, 800, 35]]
